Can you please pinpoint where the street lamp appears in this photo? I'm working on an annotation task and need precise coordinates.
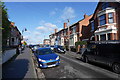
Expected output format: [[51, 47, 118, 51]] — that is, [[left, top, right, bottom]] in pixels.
[[67, 19, 70, 53]]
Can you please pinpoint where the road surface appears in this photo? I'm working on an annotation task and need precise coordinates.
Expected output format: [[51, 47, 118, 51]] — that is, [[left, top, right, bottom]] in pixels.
[[41, 53, 120, 79]]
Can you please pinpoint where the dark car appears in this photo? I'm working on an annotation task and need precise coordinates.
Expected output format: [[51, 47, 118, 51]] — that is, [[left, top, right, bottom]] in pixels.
[[54, 45, 66, 54], [34, 48, 60, 68], [82, 41, 120, 74], [21, 44, 25, 50], [29, 45, 40, 53], [32, 45, 40, 53], [76, 48, 87, 59], [50, 45, 55, 51]]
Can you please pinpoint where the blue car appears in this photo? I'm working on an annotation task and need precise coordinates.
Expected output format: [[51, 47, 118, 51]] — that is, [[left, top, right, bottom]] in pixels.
[[34, 48, 60, 68]]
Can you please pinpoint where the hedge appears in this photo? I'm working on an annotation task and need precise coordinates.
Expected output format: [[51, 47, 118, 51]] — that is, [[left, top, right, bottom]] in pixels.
[[75, 41, 87, 49]]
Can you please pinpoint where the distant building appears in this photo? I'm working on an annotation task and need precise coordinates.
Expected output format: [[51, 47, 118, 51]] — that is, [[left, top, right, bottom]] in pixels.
[[90, 1, 120, 41], [49, 29, 57, 45], [43, 39, 50, 45], [9, 22, 22, 47]]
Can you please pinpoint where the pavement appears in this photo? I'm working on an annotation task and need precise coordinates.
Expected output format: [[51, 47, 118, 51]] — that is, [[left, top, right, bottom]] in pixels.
[[2, 47, 38, 79]]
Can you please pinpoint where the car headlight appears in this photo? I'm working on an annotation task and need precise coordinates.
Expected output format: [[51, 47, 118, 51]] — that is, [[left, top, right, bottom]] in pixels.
[[38, 58, 46, 62], [56, 56, 59, 60], [58, 48, 61, 50]]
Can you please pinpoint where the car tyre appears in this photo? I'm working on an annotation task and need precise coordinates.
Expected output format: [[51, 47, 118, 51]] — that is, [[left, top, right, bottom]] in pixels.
[[112, 63, 120, 74]]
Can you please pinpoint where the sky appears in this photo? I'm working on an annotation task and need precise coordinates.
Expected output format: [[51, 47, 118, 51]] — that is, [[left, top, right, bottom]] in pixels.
[[5, 2, 98, 44]]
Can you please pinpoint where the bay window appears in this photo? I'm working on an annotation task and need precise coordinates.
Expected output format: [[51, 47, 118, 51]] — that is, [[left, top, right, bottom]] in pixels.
[[108, 13, 114, 23], [91, 21, 94, 31]]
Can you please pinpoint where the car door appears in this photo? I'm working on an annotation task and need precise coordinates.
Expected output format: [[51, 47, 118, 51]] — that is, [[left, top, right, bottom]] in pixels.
[[93, 44, 110, 66], [85, 44, 96, 62]]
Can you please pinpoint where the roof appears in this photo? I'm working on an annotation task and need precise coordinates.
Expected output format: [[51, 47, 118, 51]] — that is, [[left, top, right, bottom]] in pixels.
[[90, 0, 120, 21], [37, 47, 51, 50]]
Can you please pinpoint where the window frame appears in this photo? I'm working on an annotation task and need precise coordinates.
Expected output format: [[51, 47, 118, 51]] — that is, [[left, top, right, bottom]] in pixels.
[[108, 12, 114, 23], [99, 14, 106, 26]]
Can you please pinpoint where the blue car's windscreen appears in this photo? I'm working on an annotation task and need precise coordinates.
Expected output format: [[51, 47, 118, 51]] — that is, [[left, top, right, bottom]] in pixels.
[[38, 49, 53, 55]]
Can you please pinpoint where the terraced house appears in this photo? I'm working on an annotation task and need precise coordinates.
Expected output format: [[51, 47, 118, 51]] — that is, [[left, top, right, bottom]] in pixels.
[[49, 14, 93, 47], [90, 1, 120, 41]]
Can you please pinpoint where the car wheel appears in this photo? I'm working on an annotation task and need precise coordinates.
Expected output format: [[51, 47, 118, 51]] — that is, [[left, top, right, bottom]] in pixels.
[[84, 57, 88, 63], [112, 63, 120, 74]]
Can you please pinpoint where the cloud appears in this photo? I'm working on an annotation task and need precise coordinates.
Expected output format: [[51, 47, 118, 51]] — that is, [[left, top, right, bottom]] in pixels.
[[61, 7, 76, 20], [50, 11, 56, 15], [25, 30, 31, 33], [36, 22, 58, 33], [34, 31, 41, 35], [36, 26, 45, 30], [49, 8, 59, 16]]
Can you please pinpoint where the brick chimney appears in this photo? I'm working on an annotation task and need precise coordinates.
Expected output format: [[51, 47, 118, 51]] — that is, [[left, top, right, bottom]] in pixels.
[[64, 23, 67, 29], [11, 22, 15, 26], [54, 29, 58, 33], [84, 14, 89, 19]]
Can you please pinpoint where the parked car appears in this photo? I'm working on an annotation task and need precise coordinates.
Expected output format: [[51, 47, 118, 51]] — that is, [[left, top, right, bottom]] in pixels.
[[82, 41, 120, 74], [32, 45, 40, 53], [50, 45, 55, 51], [76, 48, 87, 60], [54, 45, 66, 54], [34, 48, 60, 68], [44, 45, 50, 48], [21, 44, 25, 50]]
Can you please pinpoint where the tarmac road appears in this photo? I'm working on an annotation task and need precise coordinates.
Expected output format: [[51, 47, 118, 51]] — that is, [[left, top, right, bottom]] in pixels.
[[41, 52, 120, 79]]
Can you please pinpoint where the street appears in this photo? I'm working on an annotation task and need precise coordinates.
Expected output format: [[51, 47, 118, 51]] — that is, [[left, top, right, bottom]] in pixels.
[[2, 48, 120, 79], [41, 52, 119, 79], [2, 1, 120, 80], [2, 48, 37, 79]]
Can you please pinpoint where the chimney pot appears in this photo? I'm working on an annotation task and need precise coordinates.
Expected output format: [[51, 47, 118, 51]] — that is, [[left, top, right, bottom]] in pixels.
[[54, 29, 58, 33], [64, 23, 67, 29], [84, 14, 89, 19]]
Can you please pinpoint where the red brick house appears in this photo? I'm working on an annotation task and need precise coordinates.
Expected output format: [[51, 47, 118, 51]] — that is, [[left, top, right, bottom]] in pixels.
[[90, 1, 120, 41], [50, 14, 93, 47]]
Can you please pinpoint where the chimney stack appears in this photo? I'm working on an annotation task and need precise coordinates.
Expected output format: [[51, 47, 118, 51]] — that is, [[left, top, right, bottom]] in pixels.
[[11, 22, 15, 26], [54, 29, 58, 33], [84, 14, 89, 19], [64, 23, 67, 29]]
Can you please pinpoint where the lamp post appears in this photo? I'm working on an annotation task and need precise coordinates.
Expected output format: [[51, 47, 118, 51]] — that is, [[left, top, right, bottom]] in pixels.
[[67, 19, 70, 53]]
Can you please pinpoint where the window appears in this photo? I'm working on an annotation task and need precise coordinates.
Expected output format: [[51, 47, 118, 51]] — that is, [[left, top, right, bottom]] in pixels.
[[102, 2, 109, 10], [100, 34, 106, 41], [91, 22, 94, 31], [64, 30, 66, 35], [38, 49, 53, 55], [12, 38, 14, 42], [108, 13, 114, 23], [73, 26, 76, 33], [108, 33, 111, 40], [99, 14, 106, 26]]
